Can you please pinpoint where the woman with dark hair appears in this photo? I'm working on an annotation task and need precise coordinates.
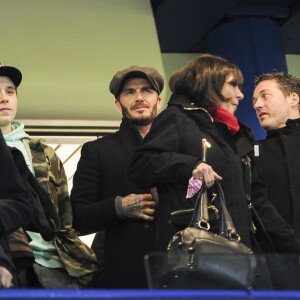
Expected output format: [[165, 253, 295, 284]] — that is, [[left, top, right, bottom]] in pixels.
[[129, 54, 300, 257]]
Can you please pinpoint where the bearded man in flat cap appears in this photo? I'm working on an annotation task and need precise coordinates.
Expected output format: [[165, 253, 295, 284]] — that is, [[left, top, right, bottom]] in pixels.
[[71, 65, 164, 288]]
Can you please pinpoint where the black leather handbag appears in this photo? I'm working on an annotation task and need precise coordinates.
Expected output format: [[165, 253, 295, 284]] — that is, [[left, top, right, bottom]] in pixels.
[[163, 181, 257, 290]]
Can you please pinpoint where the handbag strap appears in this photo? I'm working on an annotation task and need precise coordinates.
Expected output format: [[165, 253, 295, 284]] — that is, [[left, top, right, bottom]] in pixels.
[[189, 181, 241, 241], [189, 138, 240, 240], [242, 155, 276, 252], [189, 138, 210, 229], [214, 181, 240, 241]]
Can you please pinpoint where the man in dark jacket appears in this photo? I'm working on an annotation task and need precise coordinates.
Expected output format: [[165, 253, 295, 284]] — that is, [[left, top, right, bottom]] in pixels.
[[0, 130, 32, 288], [253, 72, 300, 289], [253, 72, 300, 237], [71, 65, 164, 288]]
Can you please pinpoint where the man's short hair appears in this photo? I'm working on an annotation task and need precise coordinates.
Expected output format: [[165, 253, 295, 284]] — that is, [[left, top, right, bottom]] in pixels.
[[255, 72, 300, 97]]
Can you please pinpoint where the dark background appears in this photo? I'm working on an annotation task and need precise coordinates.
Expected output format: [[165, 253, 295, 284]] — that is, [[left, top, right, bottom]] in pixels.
[[150, 0, 300, 139]]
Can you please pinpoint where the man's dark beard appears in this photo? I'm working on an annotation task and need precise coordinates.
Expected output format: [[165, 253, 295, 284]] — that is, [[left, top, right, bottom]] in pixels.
[[121, 103, 158, 126]]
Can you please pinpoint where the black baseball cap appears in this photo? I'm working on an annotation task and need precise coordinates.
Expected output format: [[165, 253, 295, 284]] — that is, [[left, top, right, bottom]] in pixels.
[[0, 63, 22, 87]]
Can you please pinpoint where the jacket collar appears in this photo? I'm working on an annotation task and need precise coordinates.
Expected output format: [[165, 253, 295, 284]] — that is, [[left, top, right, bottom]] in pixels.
[[118, 118, 144, 151], [120, 118, 143, 137], [267, 118, 300, 139], [168, 94, 213, 121], [285, 118, 300, 129]]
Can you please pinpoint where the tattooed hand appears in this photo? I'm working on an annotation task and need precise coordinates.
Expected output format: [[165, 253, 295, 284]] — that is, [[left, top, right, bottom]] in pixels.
[[120, 193, 156, 221]]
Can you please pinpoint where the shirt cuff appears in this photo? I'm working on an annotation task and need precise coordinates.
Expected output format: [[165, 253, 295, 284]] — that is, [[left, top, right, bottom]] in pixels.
[[115, 196, 126, 219]]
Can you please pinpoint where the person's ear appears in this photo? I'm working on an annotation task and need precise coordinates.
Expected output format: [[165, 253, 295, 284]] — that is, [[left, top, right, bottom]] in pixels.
[[290, 92, 299, 109], [115, 99, 122, 113], [157, 96, 162, 110]]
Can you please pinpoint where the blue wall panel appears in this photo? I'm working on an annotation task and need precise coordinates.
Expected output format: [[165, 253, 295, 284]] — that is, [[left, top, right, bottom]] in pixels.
[[207, 18, 288, 140]]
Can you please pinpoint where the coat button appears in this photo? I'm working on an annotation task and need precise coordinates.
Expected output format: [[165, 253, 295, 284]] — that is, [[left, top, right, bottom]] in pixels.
[[144, 222, 150, 229]]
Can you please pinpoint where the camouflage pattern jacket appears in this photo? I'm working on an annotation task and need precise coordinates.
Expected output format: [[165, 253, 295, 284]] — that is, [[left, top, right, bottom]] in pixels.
[[28, 139, 97, 285]]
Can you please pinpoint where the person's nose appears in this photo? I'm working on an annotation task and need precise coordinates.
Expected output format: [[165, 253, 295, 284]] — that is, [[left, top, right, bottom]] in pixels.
[[0, 90, 8, 103], [253, 98, 263, 111], [236, 87, 244, 101], [135, 90, 144, 102]]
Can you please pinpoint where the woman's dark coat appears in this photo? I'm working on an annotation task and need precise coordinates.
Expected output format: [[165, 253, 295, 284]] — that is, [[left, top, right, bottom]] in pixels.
[[129, 94, 300, 253]]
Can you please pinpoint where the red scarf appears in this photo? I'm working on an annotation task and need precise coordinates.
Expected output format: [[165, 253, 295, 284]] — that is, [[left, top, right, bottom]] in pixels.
[[212, 106, 240, 134]]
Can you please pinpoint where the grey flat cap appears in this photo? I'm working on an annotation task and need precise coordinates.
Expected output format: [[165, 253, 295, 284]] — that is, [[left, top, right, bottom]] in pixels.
[[109, 65, 164, 98]]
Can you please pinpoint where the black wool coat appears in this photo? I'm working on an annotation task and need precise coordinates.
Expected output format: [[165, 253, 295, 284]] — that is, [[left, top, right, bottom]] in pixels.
[[255, 118, 300, 239], [0, 131, 32, 236], [71, 119, 155, 289], [235, 123, 300, 253], [130, 94, 252, 250], [0, 130, 33, 280], [129, 94, 300, 253]]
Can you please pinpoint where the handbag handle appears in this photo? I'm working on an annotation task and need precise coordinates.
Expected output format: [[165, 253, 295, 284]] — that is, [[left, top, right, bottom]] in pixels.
[[189, 181, 241, 242], [189, 137, 240, 240]]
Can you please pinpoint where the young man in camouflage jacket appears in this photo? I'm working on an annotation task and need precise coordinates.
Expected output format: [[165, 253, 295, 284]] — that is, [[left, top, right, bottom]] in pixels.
[[0, 64, 97, 288]]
